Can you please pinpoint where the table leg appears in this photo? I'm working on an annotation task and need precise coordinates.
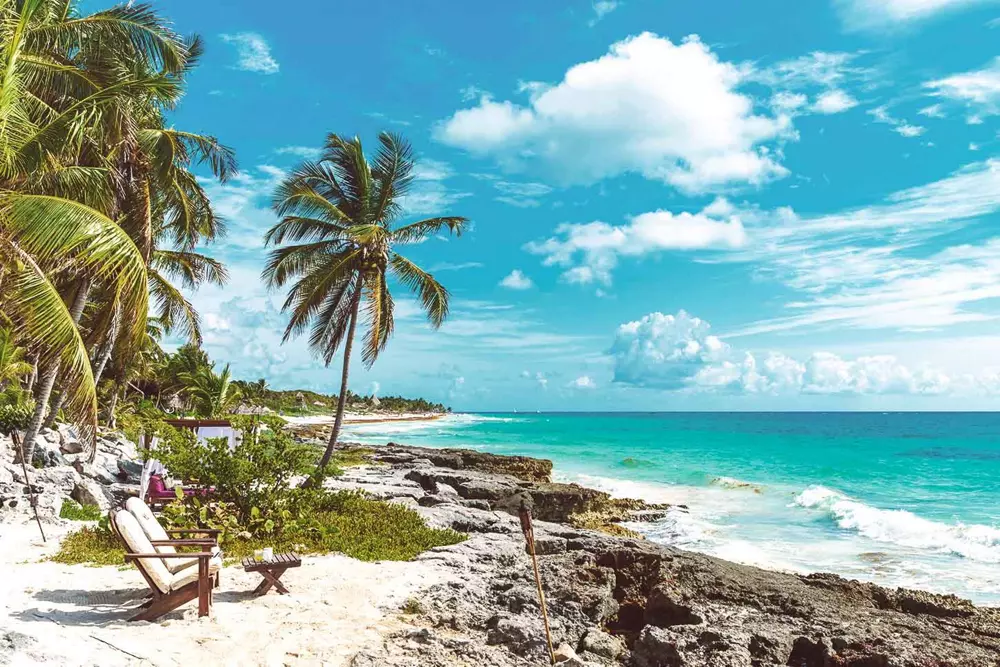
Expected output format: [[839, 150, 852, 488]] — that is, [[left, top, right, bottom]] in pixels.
[[253, 567, 290, 596]]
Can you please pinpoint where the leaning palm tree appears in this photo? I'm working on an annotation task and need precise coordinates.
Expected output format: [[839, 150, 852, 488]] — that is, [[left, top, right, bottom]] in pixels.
[[264, 132, 468, 472], [179, 363, 240, 418]]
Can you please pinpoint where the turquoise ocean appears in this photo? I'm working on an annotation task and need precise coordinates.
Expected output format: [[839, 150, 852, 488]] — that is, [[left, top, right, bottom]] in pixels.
[[342, 412, 1000, 606]]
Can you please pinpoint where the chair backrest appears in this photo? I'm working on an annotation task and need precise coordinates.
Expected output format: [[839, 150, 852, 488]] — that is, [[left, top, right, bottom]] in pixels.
[[125, 497, 176, 555], [114, 510, 173, 594]]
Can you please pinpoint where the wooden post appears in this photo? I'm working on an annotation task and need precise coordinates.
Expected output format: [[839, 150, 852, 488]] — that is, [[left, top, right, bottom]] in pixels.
[[12, 432, 46, 543], [197, 556, 209, 617], [519, 500, 555, 665]]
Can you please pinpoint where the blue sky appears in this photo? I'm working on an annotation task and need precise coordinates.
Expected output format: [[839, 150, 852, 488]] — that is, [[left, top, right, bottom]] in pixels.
[[145, 0, 1000, 410]]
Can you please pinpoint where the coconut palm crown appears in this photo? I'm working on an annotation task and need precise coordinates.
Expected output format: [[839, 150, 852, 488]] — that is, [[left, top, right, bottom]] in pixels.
[[263, 132, 468, 470]]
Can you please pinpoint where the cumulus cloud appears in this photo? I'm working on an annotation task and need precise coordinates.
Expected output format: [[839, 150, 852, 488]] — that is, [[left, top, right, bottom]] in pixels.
[[571, 375, 597, 389], [435, 33, 792, 194], [220, 33, 279, 74], [275, 146, 321, 160], [612, 311, 961, 395], [924, 57, 1000, 117], [812, 89, 859, 114], [834, 0, 999, 31], [525, 199, 747, 285], [500, 269, 534, 290]]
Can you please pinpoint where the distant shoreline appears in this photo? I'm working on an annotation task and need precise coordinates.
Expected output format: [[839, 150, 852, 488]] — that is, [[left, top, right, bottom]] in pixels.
[[282, 412, 447, 427]]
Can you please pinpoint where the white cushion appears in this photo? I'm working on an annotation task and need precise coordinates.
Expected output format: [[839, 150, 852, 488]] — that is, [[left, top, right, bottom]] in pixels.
[[125, 497, 197, 574], [115, 510, 173, 595], [169, 554, 222, 591]]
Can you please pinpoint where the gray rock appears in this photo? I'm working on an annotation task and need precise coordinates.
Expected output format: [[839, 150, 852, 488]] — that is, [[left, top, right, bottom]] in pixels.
[[578, 628, 623, 661], [529, 536, 568, 555], [72, 460, 117, 486], [631, 626, 682, 667], [59, 437, 83, 455], [71, 479, 110, 511], [32, 466, 80, 496], [458, 478, 518, 501]]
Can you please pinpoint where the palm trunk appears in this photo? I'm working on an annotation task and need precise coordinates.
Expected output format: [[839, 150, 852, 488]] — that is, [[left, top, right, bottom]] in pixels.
[[316, 285, 362, 474], [21, 278, 91, 465]]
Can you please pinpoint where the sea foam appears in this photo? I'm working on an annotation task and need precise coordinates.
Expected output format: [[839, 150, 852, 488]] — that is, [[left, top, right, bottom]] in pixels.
[[793, 485, 1000, 562]]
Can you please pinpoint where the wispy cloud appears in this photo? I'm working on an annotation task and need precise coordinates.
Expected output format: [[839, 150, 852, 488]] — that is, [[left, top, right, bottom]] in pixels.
[[399, 159, 471, 216], [924, 57, 1000, 118], [725, 160, 1000, 336], [588, 0, 620, 26], [275, 146, 322, 160], [220, 33, 279, 74], [868, 105, 926, 138], [834, 0, 1000, 31]]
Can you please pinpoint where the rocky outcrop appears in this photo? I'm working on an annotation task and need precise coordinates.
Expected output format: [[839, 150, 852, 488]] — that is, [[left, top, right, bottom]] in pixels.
[[366, 444, 668, 537], [1, 429, 140, 522], [326, 443, 1000, 667]]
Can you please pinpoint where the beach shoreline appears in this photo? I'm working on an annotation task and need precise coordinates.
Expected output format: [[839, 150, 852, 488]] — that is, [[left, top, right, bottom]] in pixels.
[[3, 431, 1000, 665], [283, 411, 447, 426]]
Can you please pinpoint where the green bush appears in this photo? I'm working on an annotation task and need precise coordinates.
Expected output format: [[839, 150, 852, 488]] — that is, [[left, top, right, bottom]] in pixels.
[[59, 501, 104, 521], [51, 523, 124, 566]]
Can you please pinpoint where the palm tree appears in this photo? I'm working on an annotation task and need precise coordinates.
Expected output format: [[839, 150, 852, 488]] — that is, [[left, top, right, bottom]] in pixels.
[[0, 326, 32, 402], [180, 363, 240, 418], [263, 132, 468, 472]]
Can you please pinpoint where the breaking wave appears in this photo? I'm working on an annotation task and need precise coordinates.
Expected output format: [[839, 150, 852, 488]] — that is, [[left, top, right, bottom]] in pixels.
[[793, 486, 1000, 563]]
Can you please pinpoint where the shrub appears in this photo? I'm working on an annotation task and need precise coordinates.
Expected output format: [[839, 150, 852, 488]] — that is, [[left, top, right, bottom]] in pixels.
[[51, 522, 124, 566], [59, 501, 104, 521]]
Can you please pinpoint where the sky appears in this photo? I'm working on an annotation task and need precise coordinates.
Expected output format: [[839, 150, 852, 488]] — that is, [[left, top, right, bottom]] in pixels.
[[132, 0, 1000, 411]]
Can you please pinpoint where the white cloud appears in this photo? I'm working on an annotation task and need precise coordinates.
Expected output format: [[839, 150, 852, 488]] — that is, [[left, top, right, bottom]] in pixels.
[[918, 103, 946, 118], [755, 51, 868, 90], [812, 89, 859, 114], [834, 0, 1000, 31], [868, 105, 926, 138], [613, 311, 961, 395], [500, 269, 534, 290], [369, 381, 380, 397], [400, 159, 471, 216], [220, 33, 279, 74], [771, 92, 809, 112], [571, 375, 597, 389], [493, 181, 553, 208], [435, 33, 793, 194], [536, 372, 549, 389], [970, 142, 981, 151], [525, 199, 747, 285], [589, 0, 620, 25], [431, 261, 484, 272], [725, 160, 1000, 336], [611, 311, 728, 388], [275, 146, 322, 160], [924, 57, 1000, 117]]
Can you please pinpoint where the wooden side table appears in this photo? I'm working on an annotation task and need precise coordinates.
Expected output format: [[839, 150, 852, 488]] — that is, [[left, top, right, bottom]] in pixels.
[[242, 552, 301, 596]]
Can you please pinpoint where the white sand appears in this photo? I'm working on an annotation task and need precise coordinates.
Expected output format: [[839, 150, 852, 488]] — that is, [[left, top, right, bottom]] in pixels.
[[282, 412, 444, 426], [0, 518, 450, 666]]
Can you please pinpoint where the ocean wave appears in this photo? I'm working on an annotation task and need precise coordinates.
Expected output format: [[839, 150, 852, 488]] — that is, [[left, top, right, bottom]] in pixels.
[[793, 486, 1000, 563]]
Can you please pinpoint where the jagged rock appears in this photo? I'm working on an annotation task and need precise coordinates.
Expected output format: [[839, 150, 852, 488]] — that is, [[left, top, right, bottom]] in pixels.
[[32, 466, 80, 496], [645, 584, 703, 627], [529, 535, 568, 555], [631, 626, 683, 667], [578, 628, 624, 661], [31, 440, 67, 468], [486, 613, 565, 658], [385, 443, 552, 482], [786, 636, 833, 667], [72, 460, 117, 486], [71, 479, 110, 511], [117, 458, 142, 483]]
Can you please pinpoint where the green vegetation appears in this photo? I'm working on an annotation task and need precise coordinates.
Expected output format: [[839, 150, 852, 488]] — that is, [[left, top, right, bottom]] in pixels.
[[401, 597, 424, 615], [59, 501, 104, 522], [264, 133, 468, 473], [51, 525, 125, 567]]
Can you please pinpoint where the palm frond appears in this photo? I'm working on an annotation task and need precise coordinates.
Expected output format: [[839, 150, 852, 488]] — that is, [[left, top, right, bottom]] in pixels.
[[389, 252, 450, 328]]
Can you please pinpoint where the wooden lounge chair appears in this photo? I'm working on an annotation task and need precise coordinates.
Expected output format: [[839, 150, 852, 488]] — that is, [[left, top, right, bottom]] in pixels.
[[125, 497, 222, 576], [110, 509, 221, 621]]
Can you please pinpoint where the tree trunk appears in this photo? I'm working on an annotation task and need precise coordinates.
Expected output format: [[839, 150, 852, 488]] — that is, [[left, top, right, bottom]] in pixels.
[[21, 278, 91, 465], [315, 284, 363, 474]]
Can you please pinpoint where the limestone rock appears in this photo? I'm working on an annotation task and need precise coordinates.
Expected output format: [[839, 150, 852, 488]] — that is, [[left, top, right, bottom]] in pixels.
[[71, 479, 110, 511], [32, 466, 80, 496], [631, 626, 682, 667], [578, 628, 624, 661]]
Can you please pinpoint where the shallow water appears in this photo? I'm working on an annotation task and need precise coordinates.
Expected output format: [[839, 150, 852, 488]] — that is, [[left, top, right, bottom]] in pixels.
[[342, 412, 1000, 605]]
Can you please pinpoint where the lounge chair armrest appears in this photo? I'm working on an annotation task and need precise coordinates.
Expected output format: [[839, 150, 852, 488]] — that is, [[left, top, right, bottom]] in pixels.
[[125, 552, 215, 560], [149, 539, 216, 546], [164, 528, 222, 536]]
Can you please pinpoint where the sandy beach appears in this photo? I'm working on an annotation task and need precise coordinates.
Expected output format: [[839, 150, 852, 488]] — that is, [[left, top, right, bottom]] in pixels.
[[282, 412, 446, 426], [0, 518, 457, 666]]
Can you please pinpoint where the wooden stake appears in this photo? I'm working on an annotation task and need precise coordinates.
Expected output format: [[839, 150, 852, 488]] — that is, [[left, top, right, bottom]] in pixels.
[[13, 432, 46, 543], [519, 501, 555, 665]]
